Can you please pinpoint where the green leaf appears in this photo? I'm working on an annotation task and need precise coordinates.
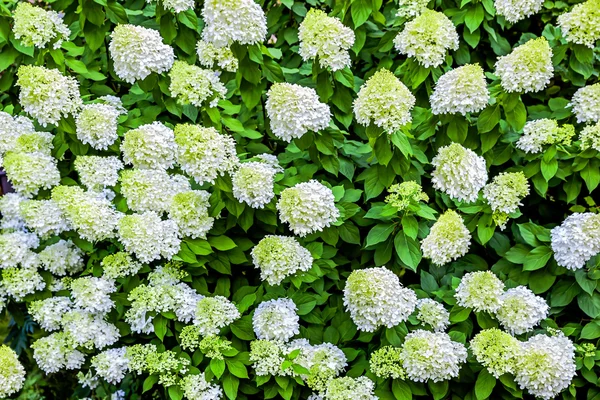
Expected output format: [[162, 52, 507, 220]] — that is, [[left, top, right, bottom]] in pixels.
[[522, 246, 552, 271], [366, 223, 395, 247], [168, 386, 184, 400], [223, 374, 240, 400], [210, 358, 226, 379], [208, 236, 237, 251], [401, 215, 419, 240], [153, 315, 168, 341], [475, 369, 496, 400], [226, 360, 249, 379], [581, 321, 600, 339], [351, 0, 372, 27], [392, 380, 412, 400], [394, 232, 422, 272], [465, 4, 485, 33], [477, 105, 501, 133]]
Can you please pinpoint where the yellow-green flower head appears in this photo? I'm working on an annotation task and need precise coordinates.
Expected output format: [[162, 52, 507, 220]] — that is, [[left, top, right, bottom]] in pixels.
[[101, 251, 143, 279], [16, 65, 81, 127], [32, 332, 84, 374], [454, 271, 505, 313], [39, 240, 84, 276], [298, 9, 355, 71], [369, 346, 405, 379], [250, 339, 286, 376], [416, 298, 450, 332], [109, 24, 175, 84], [431, 143, 488, 203], [12, 131, 53, 155], [144, 349, 190, 387], [122, 122, 176, 170], [20, 199, 71, 239], [515, 333, 576, 400], [51, 185, 122, 242], [120, 169, 190, 213], [494, 0, 544, 23], [325, 376, 377, 400], [353, 69, 416, 134], [3, 151, 60, 197], [396, 0, 429, 19], [557, 0, 600, 48], [232, 156, 282, 208], [12, 2, 70, 49], [580, 121, 600, 151], [394, 9, 459, 68], [343, 266, 417, 332], [421, 210, 471, 266], [117, 211, 181, 263], [194, 296, 241, 336], [180, 373, 223, 400], [146, 0, 194, 13], [201, 0, 267, 47], [385, 181, 429, 211], [198, 335, 233, 359], [168, 61, 227, 108], [2, 266, 46, 301], [74, 155, 123, 191], [174, 124, 238, 185], [470, 328, 522, 378], [0, 345, 25, 398], [180, 325, 203, 351], [29, 296, 72, 331], [401, 330, 467, 382], [126, 343, 157, 375], [576, 342, 597, 357], [0, 231, 39, 269], [494, 37, 553, 94], [0, 112, 35, 154], [496, 286, 549, 335], [75, 102, 125, 151], [430, 64, 490, 115], [168, 190, 214, 239], [570, 83, 600, 123], [516, 119, 574, 153], [91, 347, 129, 385], [196, 40, 238, 72], [266, 82, 331, 142], [277, 180, 340, 237], [251, 235, 313, 286], [551, 212, 600, 270], [483, 172, 529, 229]]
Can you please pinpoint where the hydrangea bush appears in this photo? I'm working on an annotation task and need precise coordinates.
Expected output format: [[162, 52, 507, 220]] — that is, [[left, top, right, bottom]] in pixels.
[[0, 0, 600, 399]]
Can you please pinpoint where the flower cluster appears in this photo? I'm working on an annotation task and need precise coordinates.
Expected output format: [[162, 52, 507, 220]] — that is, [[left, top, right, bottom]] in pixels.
[[266, 83, 331, 142], [0, 112, 35, 154], [232, 156, 282, 208], [122, 122, 176, 170], [495, 286, 549, 334], [416, 299, 450, 332], [180, 373, 223, 400], [196, 40, 238, 72], [494, 0, 544, 24], [169, 190, 214, 239], [75, 101, 126, 150], [31, 332, 85, 373], [289, 340, 348, 391], [551, 212, 600, 270], [369, 346, 405, 380], [0, 345, 26, 398], [516, 118, 574, 153], [194, 296, 241, 336], [91, 347, 129, 385], [470, 328, 521, 378], [70, 277, 116, 314], [298, 9, 355, 71], [75, 156, 123, 191], [101, 252, 143, 279], [253, 298, 299, 342], [39, 240, 84, 276], [20, 199, 70, 238], [11, 131, 53, 155], [494, 37, 553, 93], [353, 69, 416, 134], [455, 271, 505, 313], [0, 193, 26, 230], [0, 231, 39, 269], [117, 212, 181, 263], [249, 340, 287, 377], [251, 235, 313, 285], [324, 376, 377, 400], [570, 83, 600, 124], [385, 181, 428, 211], [580, 122, 600, 151], [12, 2, 70, 49], [396, 0, 429, 18], [343, 266, 417, 332], [3, 152, 61, 197], [483, 171, 530, 229], [421, 210, 471, 266], [394, 10, 459, 68], [430, 64, 489, 115], [120, 169, 190, 213], [557, 0, 600, 48], [201, 0, 267, 47], [1, 266, 46, 301], [168, 61, 227, 108]]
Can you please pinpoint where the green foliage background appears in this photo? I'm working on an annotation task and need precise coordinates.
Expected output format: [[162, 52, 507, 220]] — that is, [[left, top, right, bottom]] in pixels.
[[1, 0, 600, 399]]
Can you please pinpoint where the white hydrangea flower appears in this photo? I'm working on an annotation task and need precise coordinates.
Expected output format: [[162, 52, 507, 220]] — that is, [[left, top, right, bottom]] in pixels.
[[421, 210, 471, 266], [298, 8, 355, 71], [0, 345, 26, 399], [470, 328, 522, 378], [324, 376, 377, 400], [168, 61, 227, 108], [249, 339, 286, 376], [61, 309, 120, 350], [70, 276, 116, 314], [455, 271, 505, 313], [12, 131, 54, 155], [0, 231, 39, 269], [16, 65, 81, 127], [396, 0, 429, 18], [1, 267, 46, 301], [515, 333, 576, 400], [266, 83, 331, 142], [120, 169, 190, 213], [39, 240, 84, 276], [201, 0, 267, 47], [101, 252, 143, 280], [495, 286, 549, 335], [117, 212, 181, 263], [76, 103, 125, 150], [557, 0, 600, 48], [74, 156, 123, 191], [494, 37, 553, 94], [551, 212, 600, 270], [0, 112, 34, 154], [431, 143, 488, 203], [516, 119, 575, 153], [401, 330, 467, 382], [32, 332, 85, 374], [0, 193, 26, 230], [121, 122, 176, 170], [580, 121, 600, 151], [12, 2, 70, 49], [251, 235, 313, 286], [494, 0, 544, 23], [286, 339, 347, 390], [232, 157, 282, 208], [416, 299, 450, 332], [174, 124, 238, 185], [180, 373, 223, 400], [91, 347, 129, 385], [109, 24, 175, 83], [196, 40, 238, 72], [146, 0, 194, 13], [430, 64, 489, 115], [277, 180, 340, 237], [19, 199, 70, 239], [570, 83, 600, 123], [3, 152, 61, 197], [52, 185, 122, 242], [29, 297, 72, 331], [194, 296, 241, 336], [394, 9, 459, 68], [343, 266, 417, 332], [253, 298, 300, 342], [353, 69, 415, 134], [168, 190, 214, 239]]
